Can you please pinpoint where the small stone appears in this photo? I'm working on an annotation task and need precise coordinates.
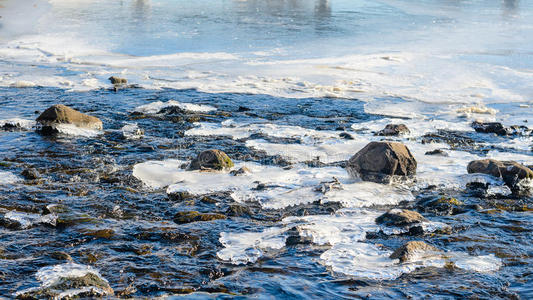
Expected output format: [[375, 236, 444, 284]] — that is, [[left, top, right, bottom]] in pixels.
[[108, 76, 127, 85], [21, 168, 40, 180], [390, 241, 439, 263], [188, 149, 234, 171], [48, 251, 73, 261], [339, 132, 354, 140], [376, 124, 410, 136], [82, 229, 115, 239], [375, 209, 425, 227], [225, 204, 251, 217], [230, 166, 251, 176], [424, 149, 449, 157], [173, 211, 226, 224]]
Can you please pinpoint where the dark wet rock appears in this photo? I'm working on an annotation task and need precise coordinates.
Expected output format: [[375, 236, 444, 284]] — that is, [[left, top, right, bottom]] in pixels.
[[48, 251, 73, 261], [285, 227, 313, 246], [376, 209, 425, 227], [230, 166, 251, 176], [471, 121, 510, 136], [417, 196, 464, 216], [376, 124, 410, 136], [82, 229, 115, 239], [237, 106, 251, 112], [424, 149, 449, 157], [21, 168, 40, 180], [16, 271, 114, 299], [108, 76, 127, 85], [346, 141, 417, 183], [225, 204, 251, 217], [36, 104, 103, 132], [315, 177, 343, 194], [467, 159, 533, 196], [173, 211, 226, 224], [0, 215, 22, 230], [472, 121, 509, 135], [168, 191, 193, 201], [390, 241, 439, 263], [421, 130, 477, 152], [188, 149, 234, 171], [339, 132, 354, 140]]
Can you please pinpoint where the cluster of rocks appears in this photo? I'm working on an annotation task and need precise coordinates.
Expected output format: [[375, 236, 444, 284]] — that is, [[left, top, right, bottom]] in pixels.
[[472, 121, 530, 136]]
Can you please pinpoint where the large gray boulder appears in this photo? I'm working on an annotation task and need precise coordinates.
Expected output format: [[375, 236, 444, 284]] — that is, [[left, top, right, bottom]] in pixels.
[[36, 104, 103, 132], [346, 141, 417, 183]]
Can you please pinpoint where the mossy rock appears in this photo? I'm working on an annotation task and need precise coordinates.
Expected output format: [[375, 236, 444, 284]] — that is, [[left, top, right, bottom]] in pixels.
[[174, 211, 226, 224], [16, 273, 114, 299], [188, 150, 234, 171]]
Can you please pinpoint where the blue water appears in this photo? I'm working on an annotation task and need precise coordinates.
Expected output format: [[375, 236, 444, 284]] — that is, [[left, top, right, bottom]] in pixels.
[[1, 0, 532, 299]]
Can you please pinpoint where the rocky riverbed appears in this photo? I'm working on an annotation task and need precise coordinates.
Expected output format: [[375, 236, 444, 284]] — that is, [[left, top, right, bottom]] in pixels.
[[0, 86, 532, 299]]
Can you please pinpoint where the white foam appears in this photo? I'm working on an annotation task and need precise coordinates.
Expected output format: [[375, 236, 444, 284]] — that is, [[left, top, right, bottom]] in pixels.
[[3, 211, 57, 229], [0, 171, 21, 185], [133, 100, 216, 114], [0, 118, 36, 130], [121, 123, 143, 139], [53, 124, 102, 137]]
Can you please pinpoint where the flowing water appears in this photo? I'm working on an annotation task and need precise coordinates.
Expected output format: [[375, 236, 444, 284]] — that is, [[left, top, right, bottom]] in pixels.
[[0, 0, 532, 298]]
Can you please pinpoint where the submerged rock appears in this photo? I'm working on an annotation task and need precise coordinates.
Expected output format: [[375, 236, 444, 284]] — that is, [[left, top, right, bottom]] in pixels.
[[339, 132, 354, 140], [389, 241, 439, 263], [346, 141, 417, 183], [173, 211, 226, 224], [424, 149, 449, 157], [417, 196, 464, 216], [15, 263, 114, 299], [230, 166, 251, 176], [36, 104, 103, 133], [376, 209, 425, 227], [376, 124, 410, 136], [188, 150, 234, 171], [467, 159, 533, 196], [21, 168, 40, 180]]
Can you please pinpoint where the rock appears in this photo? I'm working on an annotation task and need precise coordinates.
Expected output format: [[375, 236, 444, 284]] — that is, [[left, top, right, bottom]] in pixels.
[[173, 211, 226, 224], [417, 196, 464, 216], [82, 229, 115, 239], [467, 159, 533, 195], [188, 150, 234, 171], [346, 141, 417, 183], [339, 132, 354, 140], [424, 149, 449, 157], [48, 251, 73, 261], [376, 124, 410, 136], [375, 209, 425, 227], [230, 166, 251, 176], [16, 266, 114, 299], [36, 104, 103, 132], [21, 168, 40, 180], [315, 177, 343, 194], [471, 121, 510, 136], [285, 227, 313, 246], [108, 76, 127, 85], [225, 204, 251, 217], [389, 241, 439, 263]]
